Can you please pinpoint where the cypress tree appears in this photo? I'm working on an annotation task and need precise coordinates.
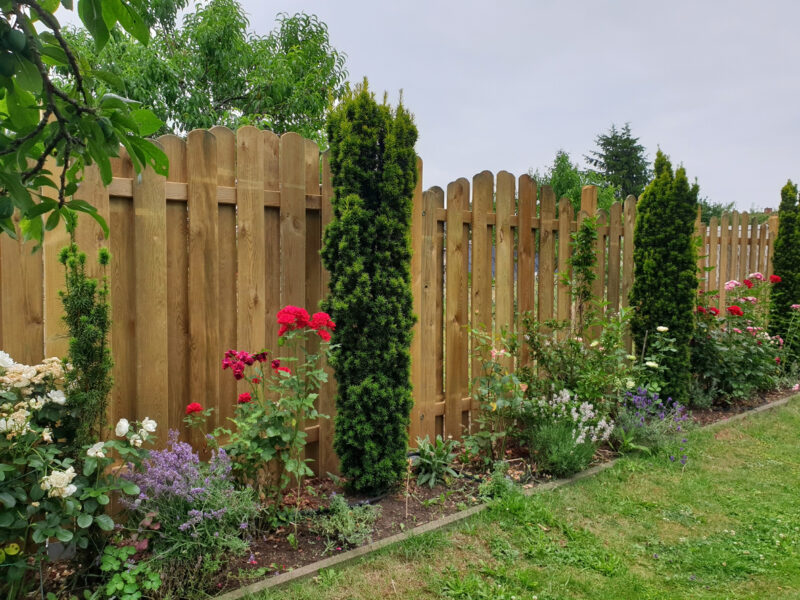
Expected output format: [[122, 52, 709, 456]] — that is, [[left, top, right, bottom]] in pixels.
[[769, 180, 800, 358], [321, 83, 418, 493], [630, 151, 698, 403]]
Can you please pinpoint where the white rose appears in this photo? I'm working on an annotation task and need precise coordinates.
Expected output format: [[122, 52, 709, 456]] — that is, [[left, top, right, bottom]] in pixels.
[[47, 390, 66, 405], [645, 361, 659, 368], [626, 354, 637, 361], [130, 434, 142, 448], [0, 418, 7, 432], [41, 427, 53, 443], [656, 326, 669, 333], [141, 417, 157, 433], [115, 418, 130, 437], [137, 428, 148, 442], [626, 379, 635, 389], [0, 350, 14, 369], [87, 441, 105, 458], [28, 397, 45, 411]]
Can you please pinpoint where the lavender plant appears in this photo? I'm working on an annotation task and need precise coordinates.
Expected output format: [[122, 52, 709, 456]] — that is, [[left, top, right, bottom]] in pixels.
[[122, 430, 258, 564], [614, 387, 692, 464]]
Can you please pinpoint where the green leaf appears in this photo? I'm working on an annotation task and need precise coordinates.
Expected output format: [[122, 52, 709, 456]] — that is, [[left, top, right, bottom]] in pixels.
[[121, 481, 139, 496], [128, 136, 169, 177], [6, 81, 39, 131], [130, 109, 163, 137], [32, 528, 46, 543], [94, 514, 114, 531], [44, 208, 61, 231], [79, 0, 109, 51], [13, 56, 42, 94], [77, 514, 93, 528], [0, 492, 16, 508], [55, 528, 73, 542], [83, 457, 97, 477], [99, 93, 133, 110], [116, 0, 149, 46], [40, 0, 60, 13], [97, 494, 110, 505]]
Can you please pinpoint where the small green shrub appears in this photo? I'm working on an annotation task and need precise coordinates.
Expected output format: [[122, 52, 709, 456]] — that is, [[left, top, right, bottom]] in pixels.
[[58, 243, 113, 456], [310, 494, 381, 554], [477, 463, 517, 501], [528, 420, 597, 478], [411, 435, 459, 489]]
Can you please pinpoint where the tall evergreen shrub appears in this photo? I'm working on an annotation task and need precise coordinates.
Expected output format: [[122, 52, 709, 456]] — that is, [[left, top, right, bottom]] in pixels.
[[630, 151, 698, 403], [59, 243, 113, 455], [769, 180, 800, 357], [321, 83, 418, 493]]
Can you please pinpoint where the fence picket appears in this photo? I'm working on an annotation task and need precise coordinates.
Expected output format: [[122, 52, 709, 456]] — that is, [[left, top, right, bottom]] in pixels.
[[517, 174, 535, 364], [445, 179, 470, 440]]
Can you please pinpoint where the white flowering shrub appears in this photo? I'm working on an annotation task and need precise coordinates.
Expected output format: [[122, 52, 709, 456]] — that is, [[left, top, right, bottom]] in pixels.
[[520, 389, 614, 477], [0, 352, 152, 597]]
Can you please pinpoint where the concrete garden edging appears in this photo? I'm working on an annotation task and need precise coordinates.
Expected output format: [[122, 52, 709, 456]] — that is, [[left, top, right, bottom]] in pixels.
[[216, 393, 798, 599]]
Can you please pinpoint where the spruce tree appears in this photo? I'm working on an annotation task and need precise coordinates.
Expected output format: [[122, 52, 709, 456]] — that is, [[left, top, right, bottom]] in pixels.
[[585, 123, 651, 199], [630, 151, 698, 403], [769, 180, 800, 358], [321, 83, 418, 493]]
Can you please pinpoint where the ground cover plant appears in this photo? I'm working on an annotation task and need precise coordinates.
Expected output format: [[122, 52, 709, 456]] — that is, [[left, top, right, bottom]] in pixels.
[[252, 397, 800, 600]]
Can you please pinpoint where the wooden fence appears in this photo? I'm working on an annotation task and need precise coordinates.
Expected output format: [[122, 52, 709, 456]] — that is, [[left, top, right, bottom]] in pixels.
[[0, 127, 780, 472]]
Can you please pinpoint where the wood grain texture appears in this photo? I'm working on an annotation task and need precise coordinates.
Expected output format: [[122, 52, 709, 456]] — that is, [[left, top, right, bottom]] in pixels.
[[445, 179, 469, 440], [738, 212, 749, 282], [133, 145, 168, 444], [212, 127, 237, 431], [538, 185, 556, 328], [767, 215, 779, 277], [708, 216, 719, 293], [718, 214, 730, 307], [263, 131, 281, 357], [161, 135, 190, 437], [419, 187, 444, 443], [607, 202, 622, 312], [409, 158, 425, 446], [0, 221, 43, 364], [557, 198, 573, 324], [494, 171, 515, 372], [517, 174, 535, 365], [187, 130, 220, 420]]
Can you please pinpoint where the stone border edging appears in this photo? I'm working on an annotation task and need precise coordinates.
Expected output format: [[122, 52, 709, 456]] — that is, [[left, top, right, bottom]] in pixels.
[[216, 393, 798, 600]]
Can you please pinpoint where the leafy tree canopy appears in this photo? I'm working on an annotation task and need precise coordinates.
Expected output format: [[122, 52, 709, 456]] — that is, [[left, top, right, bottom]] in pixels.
[[585, 123, 651, 199], [64, 0, 348, 144], [532, 149, 619, 214], [0, 0, 168, 245]]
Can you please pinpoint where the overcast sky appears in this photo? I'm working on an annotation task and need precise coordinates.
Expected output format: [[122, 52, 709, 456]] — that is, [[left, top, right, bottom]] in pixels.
[[62, 1, 800, 210], [248, 0, 799, 211]]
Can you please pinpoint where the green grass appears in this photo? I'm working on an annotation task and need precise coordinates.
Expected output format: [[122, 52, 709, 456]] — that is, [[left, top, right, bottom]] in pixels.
[[248, 398, 800, 599]]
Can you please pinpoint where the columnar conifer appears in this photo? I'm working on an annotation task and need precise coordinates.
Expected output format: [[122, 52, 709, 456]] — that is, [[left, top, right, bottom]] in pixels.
[[321, 83, 418, 493], [630, 151, 698, 403], [769, 180, 800, 358]]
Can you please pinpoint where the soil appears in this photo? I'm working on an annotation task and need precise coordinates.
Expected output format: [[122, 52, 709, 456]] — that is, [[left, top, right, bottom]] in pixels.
[[42, 384, 800, 597]]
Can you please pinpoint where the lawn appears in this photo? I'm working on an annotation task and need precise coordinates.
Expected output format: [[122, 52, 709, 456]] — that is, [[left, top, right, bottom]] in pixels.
[[250, 396, 800, 600]]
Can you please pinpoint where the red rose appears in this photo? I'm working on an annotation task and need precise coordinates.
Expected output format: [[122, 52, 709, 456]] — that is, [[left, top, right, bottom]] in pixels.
[[317, 329, 332, 342], [237, 392, 252, 404], [727, 305, 744, 317], [254, 352, 268, 363], [275, 366, 292, 375], [271, 359, 280, 370], [770, 275, 782, 284], [311, 312, 336, 331], [276, 306, 311, 336], [743, 279, 753, 289], [252, 377, 261, 384], [709, 307, 720, 316], [696, 306, 707, 314], [185, 402, 203, 415]]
